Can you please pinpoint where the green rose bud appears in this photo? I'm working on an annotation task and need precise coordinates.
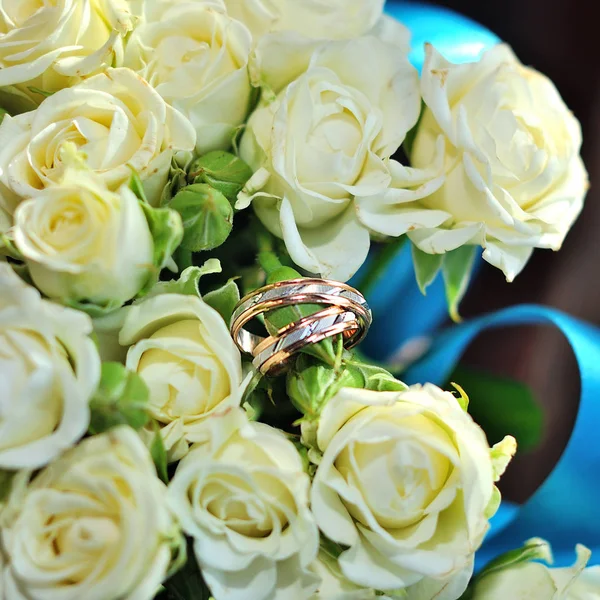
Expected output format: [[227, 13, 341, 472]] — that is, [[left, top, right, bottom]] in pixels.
[[287, 354, 365, 420], [189, 151, 253, 203], [88, 362, 150, 434], [169, 183, 233, 252]]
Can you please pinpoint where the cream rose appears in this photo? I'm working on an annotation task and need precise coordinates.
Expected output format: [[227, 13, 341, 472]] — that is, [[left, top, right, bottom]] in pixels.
[[224, 0, 385, 41], [1, 426, 181, 600], [125, 0, 252, 154], [0, 264, 100, 470], [306, 385, 515, 594], [120, 293, 244, 460], [407, 44, 588, 281], [13, 168, 154, 310], [239, 36, 440, 282], [0, 0, 134, 113], [168, 407, 320, 600], [473, 543, 600, 599], [0, 67, 196, 215]]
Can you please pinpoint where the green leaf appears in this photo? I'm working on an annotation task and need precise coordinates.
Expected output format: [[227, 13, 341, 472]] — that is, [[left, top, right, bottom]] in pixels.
[[88, 363, 150, 434], [203, 278, 240, 323], [442, 245, 477, 322], [150, 423, 169, 484], [477, 538, 552, 581], [450, 365, 543, 453], [162, 539, 213, 600], [129, 170, 148, 203], [146, 260, 222, 299], [169, 184, 233, 252], [189, 151, 253, 202], [0, 107, 7, 124], [139, 203, 184, 293], [412, 243, 443, 294]]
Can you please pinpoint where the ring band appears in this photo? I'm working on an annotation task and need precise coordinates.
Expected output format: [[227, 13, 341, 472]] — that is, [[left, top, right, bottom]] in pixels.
[[229, 278, 371, 375], [252, 306, 361, 375]]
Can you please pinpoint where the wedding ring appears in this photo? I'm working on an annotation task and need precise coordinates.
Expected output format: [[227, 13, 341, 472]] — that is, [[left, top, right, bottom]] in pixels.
[[229, 278, 371, 375]]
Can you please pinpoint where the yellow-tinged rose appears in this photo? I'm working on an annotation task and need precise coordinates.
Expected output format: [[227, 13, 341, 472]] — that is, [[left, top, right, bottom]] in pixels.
[[239, 36, 441, 282], [13, 169, 154, 310], [0, 264, 100, 470], [0, 0, 135, 113], [0, 426, 182, 600], [125, 0, 252, 154], [473, 543, 600, 600], [0, 67, 196, 215], [406, 44, 588, 281], [120, 293, 245, 461], [305, 385, 515, 596], [224, 0, 386, 42], [168, 407, 320, 600]]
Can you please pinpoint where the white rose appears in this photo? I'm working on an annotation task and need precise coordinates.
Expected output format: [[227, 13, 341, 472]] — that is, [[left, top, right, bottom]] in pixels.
[[224, 0, 385, 41], [306, 385, 515, 594], [407, 44, 588, 281], [125, 0, 252, 154], [0, 264, 100, 470], [13, 168, 154, 310], [0, 0, 134, 113], [0, 67, 196, 214], [168, 407, 320, 600], [1, 426, 181, 600], [240, 36, 441, 282], [473, 543, 600, 600], [120, 293, 245, 460]]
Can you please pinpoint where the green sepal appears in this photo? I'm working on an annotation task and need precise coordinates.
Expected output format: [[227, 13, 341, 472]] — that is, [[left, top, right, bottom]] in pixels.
[[146, 260, 222, 299], [88, 363, 150, 434], [139, 202, 184, 294], [450, 365, 542, 453], [168, 183, 233, 252], [129, 169, 148, 203], [287, 354, 365, 420], [150, 422, 169, 484], [476, 538, 553, 581], [442, 245, 477, 322], [346, 360, 408, 392], [411, 243, 443, 294], [203, 278, 240, 323], [188, 151, 253, 203], [0, 107, 7, 124]]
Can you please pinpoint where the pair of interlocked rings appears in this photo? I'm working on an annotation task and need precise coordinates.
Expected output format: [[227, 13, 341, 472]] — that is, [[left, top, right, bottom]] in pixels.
[[229, 279, 372, 375]]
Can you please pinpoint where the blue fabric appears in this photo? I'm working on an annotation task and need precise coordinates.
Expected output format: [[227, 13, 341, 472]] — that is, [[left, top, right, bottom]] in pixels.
[[385, 0, 500, 71], [400, 306, 600, 566], [369, 1, 600, 568]]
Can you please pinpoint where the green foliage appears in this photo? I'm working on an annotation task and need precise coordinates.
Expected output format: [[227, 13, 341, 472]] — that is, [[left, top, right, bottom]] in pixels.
[[411, 243, 477, 321], [411, 243, 443, 294], [150, 423, 169, 484], [450, 365, 543, 453], [169, 184, 233, 252], [139, 202, 184, 290], [148, 260, 222, 298], [0, 470, 15, 503], [88, 363, 150, 434], [203, 278, 240, 323], [189, 151, 253, 203], [442, 245, 477, 322]]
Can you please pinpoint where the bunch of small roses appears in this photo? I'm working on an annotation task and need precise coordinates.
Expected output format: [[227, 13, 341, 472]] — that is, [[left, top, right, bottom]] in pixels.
[[0, 0, 595, 599]]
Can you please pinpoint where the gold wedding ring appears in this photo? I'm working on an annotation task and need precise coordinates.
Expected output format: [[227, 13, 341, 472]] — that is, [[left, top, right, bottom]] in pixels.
[[229, 278, 372, 375]]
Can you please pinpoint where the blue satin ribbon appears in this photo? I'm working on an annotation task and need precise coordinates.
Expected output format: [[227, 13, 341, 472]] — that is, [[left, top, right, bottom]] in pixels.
[[367, 0, 600, 567], [403, 306, 600, 567]]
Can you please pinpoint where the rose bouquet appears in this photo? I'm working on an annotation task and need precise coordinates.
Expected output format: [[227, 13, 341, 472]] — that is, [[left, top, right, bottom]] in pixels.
[[0, 1, 596, 599]]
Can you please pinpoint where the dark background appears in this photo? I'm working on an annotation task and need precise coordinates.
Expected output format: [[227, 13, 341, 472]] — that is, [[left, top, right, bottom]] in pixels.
[[428, 0, 598, 501]]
